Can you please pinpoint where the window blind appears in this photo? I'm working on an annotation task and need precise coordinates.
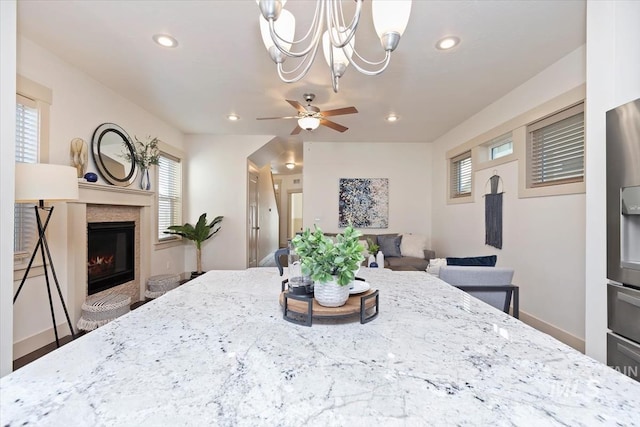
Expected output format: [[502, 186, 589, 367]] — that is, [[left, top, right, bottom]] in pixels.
[[450, 151, 472, 198], [528, 103, 584, 187], [15, 95, 39, 255], [157, 153, 182, 241]]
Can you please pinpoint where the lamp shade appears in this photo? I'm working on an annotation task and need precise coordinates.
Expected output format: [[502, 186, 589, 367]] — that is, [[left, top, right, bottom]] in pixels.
[[259, 8, 295, 51], [298, 116, 320, 131], [372, 0, 412, 38], [15, 163, 79, 202], [322, 28, 354, 68]]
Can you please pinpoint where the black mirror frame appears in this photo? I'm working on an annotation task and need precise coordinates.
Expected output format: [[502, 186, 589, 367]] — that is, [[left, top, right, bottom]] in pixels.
[[91, 123, 138, 187]]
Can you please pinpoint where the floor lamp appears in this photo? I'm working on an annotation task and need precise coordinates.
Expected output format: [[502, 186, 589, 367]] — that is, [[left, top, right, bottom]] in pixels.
[[14, 163, 79, 348]]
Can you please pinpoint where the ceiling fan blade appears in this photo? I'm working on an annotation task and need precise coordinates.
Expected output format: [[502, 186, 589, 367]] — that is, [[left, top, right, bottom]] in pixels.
[[320, 106, 358, 117], [256, 116, 299, 120], [291, 125, 303, 135], [320, 119, 348, 133], [286, 100, 307, 113]]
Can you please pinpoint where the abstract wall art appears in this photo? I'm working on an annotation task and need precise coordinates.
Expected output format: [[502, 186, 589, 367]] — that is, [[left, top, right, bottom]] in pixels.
[[338, 178, 389, 228]]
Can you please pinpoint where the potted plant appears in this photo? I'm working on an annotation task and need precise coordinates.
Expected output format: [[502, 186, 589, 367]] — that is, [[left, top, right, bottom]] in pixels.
[[291, 225, 365, 307], [164, 213, 223, 279]]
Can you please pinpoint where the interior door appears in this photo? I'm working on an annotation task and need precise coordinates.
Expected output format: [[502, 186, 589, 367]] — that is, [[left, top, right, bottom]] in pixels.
[[288, 191, 303, 240], [248, 173, 259, 267]]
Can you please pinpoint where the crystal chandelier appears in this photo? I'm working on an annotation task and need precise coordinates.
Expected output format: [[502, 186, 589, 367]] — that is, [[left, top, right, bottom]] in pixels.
[[257, 0, 412, 93]]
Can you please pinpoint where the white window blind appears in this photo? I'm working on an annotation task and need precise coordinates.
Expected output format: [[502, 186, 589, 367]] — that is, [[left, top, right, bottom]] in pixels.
[[528, 103, 584, 187], [15, 95, 39, 256], [157, 153, 182, 241], [450, 151, 472, 198], [489, 132, 513, 160]]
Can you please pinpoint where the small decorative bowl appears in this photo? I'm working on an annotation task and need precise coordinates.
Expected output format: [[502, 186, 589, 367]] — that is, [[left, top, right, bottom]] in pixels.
[[84, 172, 98, 182]]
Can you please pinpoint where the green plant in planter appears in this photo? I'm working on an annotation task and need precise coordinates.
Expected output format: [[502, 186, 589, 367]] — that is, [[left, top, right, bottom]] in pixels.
[[164, 213, 223, 276], [291, 225, 365, 286], [367, 238, 380, 255]]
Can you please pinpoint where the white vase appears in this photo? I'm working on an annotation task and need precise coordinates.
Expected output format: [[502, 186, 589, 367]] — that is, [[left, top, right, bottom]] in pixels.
[[376, 251, 385, 269], [314, 277, 350, 307], [368, 254, 375, 267]]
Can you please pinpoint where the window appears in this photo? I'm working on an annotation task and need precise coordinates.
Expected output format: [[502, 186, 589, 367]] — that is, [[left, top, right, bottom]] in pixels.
[[14, 95, 39, 258], [527, 103, 584, 188], [157, 153, 182, 241], [488, 132, 513, 160], [450, 151, 472, 198]]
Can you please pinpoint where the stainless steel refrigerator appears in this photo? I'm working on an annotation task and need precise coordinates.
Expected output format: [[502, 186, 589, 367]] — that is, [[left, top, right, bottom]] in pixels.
[[606, 97, 640, 382]]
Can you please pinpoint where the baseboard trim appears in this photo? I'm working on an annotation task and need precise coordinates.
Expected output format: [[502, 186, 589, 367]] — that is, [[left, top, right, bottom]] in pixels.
[[13, 323, 72, 360], [519, 310, 585, 353]]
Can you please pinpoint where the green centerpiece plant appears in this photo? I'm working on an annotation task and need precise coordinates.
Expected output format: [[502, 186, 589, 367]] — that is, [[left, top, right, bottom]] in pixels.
[[292, 225, 365, 287], [164, 213, 223, 278]]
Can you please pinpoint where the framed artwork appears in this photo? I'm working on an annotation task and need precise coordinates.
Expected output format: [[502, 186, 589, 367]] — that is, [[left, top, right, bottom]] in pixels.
[[339, 178, 389, 228]]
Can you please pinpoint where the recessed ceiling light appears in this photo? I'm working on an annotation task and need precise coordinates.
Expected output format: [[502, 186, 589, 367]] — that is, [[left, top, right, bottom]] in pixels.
[[285, 162, 295, 170], [152, 34, 178, 48], [227, 114, 240, 121], [386, 114, 399, 122], [436, 36, 460, 50]]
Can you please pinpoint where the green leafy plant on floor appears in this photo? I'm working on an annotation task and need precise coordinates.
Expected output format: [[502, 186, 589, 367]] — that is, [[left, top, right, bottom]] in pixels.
[[291, 225, 364, 286], [164, 213, 223, 275]]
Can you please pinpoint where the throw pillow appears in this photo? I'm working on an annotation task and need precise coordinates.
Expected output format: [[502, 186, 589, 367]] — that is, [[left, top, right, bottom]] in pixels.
[[446, 255, 497, 267], [378, 235, 402, 257], [400, 234, 428, 259]]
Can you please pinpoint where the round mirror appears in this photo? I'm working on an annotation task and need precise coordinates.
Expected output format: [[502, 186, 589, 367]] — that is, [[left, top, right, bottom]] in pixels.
[[91, 123, 137, 186]]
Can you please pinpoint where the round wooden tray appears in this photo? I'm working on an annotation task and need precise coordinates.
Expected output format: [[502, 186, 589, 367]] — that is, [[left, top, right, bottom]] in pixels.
[[279, 289, 377, 318]]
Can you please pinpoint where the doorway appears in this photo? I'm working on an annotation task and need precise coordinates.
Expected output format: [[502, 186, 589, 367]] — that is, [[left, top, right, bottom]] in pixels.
[[248, 173, 259, 267], [288, 191, 303, 240]]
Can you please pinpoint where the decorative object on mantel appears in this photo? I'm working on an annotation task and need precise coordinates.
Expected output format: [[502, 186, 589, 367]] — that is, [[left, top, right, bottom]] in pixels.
[[91, 123, 138, 187], [122, 135, 160, 190], [164, 213, 223, 279], [13, 163, 79, 347], [339, 178, 389, 228], [291, 225, 365, 307], [70, 137, 88, 178], [77, 293, 131, 331], [484, 173, 504, 249], [257, 0, 412, 92], [84, 172, 98, 182]]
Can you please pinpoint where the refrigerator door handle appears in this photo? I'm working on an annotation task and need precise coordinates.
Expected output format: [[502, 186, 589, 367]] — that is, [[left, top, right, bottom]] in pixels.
[[618, 343, 640, 363], [619, 292, 640, 308]]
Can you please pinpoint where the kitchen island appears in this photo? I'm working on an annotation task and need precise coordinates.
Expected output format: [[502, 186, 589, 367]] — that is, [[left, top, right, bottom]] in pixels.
[[2, 268, 639, 426]]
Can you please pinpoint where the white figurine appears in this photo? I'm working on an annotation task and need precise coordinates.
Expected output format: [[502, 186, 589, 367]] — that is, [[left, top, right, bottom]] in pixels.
[[70, 137, 88, 178]]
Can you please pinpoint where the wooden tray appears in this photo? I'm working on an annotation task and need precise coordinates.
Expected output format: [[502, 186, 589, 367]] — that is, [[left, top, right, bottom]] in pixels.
[[279, 289, 379, 326]]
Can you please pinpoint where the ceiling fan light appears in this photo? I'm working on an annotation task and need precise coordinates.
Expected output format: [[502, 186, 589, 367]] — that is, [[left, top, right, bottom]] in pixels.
[[298, 116, 320, 131], [259, 8, 295, 52], [372, 0, 412, 40]]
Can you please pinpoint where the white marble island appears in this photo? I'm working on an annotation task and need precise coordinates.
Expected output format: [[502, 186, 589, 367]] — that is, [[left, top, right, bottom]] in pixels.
[[2, 268, 640, 426]]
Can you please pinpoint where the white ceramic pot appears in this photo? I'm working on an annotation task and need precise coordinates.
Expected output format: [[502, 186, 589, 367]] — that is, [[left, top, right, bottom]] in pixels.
[[314, 278, 350, 307]]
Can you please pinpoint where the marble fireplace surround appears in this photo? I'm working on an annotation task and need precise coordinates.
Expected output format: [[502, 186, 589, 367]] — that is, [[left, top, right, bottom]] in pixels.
[[67, 183, 152, 329]]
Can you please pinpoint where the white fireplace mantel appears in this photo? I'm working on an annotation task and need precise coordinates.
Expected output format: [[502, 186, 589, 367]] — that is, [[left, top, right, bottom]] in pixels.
[[67, 182, 154, 330]]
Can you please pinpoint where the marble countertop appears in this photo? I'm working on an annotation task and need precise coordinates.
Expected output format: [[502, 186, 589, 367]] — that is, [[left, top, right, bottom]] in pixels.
[[2, 268, 640, 426]]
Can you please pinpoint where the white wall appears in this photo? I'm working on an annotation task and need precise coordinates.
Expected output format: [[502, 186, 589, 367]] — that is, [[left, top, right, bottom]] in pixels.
[[184, 134, 272, 270], [1, 0, 17, 376], [585, 0, 640, 362], [431, 46, 587, 346], [257, 164, 279, 264], [12, 36, 186, 358], [303, 142, 432, 238]]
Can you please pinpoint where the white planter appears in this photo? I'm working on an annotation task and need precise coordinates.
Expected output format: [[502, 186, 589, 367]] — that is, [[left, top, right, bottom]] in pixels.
[[314, 278, 350, 307]]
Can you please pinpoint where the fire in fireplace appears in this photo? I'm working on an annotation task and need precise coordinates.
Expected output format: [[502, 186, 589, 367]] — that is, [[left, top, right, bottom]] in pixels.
[[87, 221, 135, 295]]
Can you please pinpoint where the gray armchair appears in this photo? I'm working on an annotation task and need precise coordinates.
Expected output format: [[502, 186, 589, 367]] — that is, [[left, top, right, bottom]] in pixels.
[[439, 266, 519, 318]]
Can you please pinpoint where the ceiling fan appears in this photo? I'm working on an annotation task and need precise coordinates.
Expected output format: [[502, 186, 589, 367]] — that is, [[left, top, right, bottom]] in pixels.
[[257, 93, 358, 135]]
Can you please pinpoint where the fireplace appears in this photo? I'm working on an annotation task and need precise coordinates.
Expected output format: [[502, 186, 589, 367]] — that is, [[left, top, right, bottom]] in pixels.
[[87, 221, 135, 295]]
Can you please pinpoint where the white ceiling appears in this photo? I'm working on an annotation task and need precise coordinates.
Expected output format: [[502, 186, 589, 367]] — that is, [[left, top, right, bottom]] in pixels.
[[17, 0, 585, 169]]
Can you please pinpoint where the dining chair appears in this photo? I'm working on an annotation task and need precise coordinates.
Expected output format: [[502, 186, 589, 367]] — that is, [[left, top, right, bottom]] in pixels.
[[439, 266, 519, 318], [274, 247, 289, 276]]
